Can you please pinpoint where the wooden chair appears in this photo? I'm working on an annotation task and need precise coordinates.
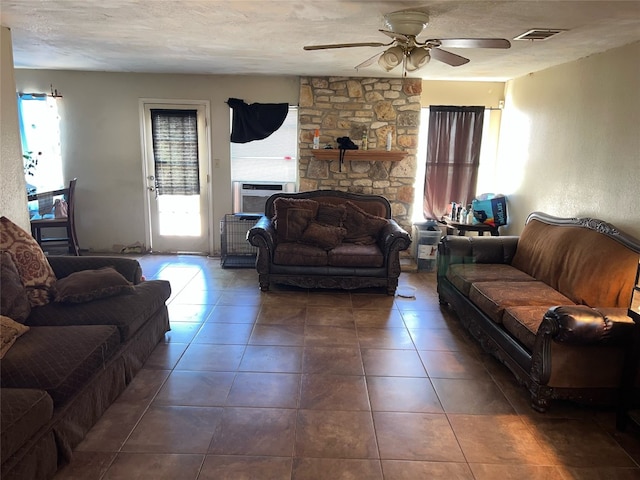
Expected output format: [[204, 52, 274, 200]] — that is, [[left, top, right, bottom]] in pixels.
[[29, 178, 80, 256]]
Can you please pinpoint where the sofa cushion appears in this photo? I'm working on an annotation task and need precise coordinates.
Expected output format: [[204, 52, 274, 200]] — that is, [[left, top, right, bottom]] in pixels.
[[1, 388, 54, 462], [446, 264, 536, 296], [502, 306, 551, 350], [343, 201, 389, 245], [469, 281, 574, 324], [273, 197, 318, 242], [0, 217, 57, 307], [511, 219, 639, 308], [0, 315, 30, 359], [1, 252, 31, 323], [54, 267, 135, 304], [26, 280, 171, 342], [316, 202, 346, 227], [273, 242, 328, 266], [0, 325, 121, 405], [273, 198, 319, 243], [328, 243, 384, 268], [301, 222, 347, 250]]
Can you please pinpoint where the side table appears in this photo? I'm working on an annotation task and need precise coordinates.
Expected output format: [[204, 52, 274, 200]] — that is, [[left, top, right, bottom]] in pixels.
[[445, 220, 500, 237]]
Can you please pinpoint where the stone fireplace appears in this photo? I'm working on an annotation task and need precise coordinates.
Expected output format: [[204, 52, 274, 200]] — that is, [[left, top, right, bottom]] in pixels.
[[298, 76, 421, 232]]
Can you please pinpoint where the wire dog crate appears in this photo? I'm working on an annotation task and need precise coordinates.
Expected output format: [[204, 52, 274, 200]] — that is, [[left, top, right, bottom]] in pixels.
[[220, 213, 261, 268]]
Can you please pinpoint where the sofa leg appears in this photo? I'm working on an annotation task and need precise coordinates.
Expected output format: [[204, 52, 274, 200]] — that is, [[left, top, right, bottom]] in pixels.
[[530, 387, 551, 413], [258, 275, 270, 292]]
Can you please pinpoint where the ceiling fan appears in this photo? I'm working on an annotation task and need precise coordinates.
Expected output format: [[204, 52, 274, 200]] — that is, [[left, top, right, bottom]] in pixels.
[[303, 10, 511, 74]]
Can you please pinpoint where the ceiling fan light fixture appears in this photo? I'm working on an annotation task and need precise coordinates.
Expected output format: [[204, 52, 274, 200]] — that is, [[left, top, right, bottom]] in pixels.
[[407, 47, 430, 70], [383, 11, 430, 36], [378, 45, 405, 71]]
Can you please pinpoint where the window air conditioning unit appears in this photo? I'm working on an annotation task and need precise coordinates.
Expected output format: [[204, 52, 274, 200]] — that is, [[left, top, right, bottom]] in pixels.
[[232, 181, 296, 214]]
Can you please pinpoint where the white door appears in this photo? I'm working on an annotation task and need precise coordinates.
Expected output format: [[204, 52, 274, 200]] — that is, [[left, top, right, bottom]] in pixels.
[[141, 102, 211, 254]]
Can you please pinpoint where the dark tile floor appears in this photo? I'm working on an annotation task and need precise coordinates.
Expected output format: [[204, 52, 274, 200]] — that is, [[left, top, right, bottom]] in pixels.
[[53, 254, 640, 479]]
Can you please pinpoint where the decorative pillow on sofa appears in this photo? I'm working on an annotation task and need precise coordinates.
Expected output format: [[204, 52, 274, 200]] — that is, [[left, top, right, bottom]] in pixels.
[[55, 267, 135, 304], [0, 315, 30, 359], [0, 252, 31, 323], [316, 202, 347, 227], [273, 198, 319, 243], [301, 221, 347, 250], [0, 216, 57, 307], [343, 201, 389, 245]]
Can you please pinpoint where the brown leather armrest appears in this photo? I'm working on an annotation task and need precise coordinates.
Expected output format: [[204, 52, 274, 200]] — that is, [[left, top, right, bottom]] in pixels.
[[543, 305, 635, 346], [379, 220, 411, 255], [247, 216, 276, 254]]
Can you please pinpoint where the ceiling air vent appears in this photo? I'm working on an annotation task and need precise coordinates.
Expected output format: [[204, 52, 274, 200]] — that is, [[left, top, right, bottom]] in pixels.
[[513, 29, 567, 41]]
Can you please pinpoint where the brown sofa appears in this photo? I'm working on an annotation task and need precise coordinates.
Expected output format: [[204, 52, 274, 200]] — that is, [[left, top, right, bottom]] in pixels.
[[437, 211, 640, 412], [247, 190, 411, 295], [1, 255, 171, 480]]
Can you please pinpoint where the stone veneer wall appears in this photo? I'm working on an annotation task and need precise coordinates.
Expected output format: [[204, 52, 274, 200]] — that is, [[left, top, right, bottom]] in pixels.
[[298, 76, 421, 232]]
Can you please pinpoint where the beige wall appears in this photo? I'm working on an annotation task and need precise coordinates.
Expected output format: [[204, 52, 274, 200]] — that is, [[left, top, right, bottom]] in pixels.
[[13, 70, 299, 253], [496, 41, 640, 238], [8, 41, 639, 251], [0, 27, 29, 231], [421, 80, 505, 109]]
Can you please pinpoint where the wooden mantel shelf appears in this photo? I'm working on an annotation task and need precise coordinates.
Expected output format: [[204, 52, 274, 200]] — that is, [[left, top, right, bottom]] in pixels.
[[311, 149, 405, 162]]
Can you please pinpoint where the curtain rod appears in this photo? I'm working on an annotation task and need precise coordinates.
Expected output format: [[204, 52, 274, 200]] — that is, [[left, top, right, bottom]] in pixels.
[[18, 84, 63, 99]]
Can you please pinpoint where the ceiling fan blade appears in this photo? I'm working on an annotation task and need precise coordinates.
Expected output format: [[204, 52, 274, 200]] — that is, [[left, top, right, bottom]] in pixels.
[[430, 48, 470, 67], [379, 29, 410, 43], [437, 38, 511, 49], [354, 52, 383, 70], [304, 42, 388, 51]]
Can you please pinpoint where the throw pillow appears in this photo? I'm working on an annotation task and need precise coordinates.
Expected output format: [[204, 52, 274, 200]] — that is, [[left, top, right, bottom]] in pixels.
[[273, 198, 319, 242], [301, 221, 347, 250], [55, 267, 135, 304], [0, 216, 57, 307], [343, 201, 389, 245], [0, 252, 31, 323], [316, 202, 347, 227], [0, 315, 30, 359]]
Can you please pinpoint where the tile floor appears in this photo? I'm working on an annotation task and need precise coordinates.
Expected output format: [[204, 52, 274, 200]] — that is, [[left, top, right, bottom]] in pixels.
[[53, 254, 640, 479]]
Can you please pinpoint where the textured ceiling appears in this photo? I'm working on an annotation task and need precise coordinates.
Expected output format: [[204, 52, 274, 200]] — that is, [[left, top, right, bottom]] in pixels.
[[2, 1, 639, 81]]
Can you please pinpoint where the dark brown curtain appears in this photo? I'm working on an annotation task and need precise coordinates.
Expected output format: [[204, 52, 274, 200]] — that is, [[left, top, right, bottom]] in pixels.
[[423, 106, 484, 220]]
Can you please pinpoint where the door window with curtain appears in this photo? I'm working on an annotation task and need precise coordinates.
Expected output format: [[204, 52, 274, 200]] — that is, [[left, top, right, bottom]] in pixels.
[[151, 109, 200, 195], [422, 106, 485, 220], [150, 108, 201, 236]]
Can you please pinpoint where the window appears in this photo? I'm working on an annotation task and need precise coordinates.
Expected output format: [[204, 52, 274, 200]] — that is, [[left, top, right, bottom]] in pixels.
[[151, 109, 200, 195], [414, 107, 498, 222], [18, 94, 63, 194], [230, 106, 298, 183]]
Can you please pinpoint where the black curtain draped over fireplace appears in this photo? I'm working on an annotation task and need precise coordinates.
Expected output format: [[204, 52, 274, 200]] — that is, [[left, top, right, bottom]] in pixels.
[[227, 98, 288, 143]]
